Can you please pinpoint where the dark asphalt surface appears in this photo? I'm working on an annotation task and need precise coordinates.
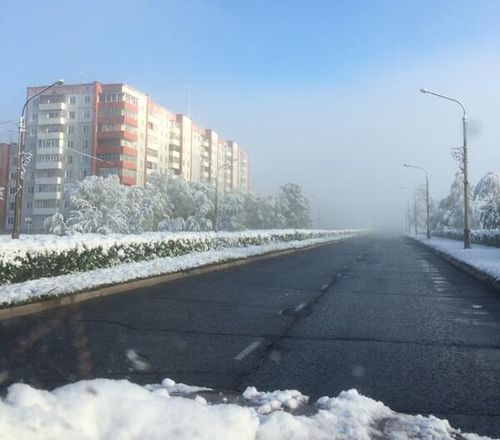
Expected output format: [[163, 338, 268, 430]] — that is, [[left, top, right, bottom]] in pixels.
[[1, 235, 500, 437]]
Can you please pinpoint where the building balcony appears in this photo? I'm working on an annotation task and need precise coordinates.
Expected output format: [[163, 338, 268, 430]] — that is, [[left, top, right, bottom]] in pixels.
[[38, 117, 66, 126], [33, 207, 60, 215], [37, 146, 64, 155], [34, 191, 63, 200], [38, 102, 67, 112], [97, 131, 137, 142], [37, 132, 65, 140], [34, 176, 62, 185], [35, 161, 63, 170]]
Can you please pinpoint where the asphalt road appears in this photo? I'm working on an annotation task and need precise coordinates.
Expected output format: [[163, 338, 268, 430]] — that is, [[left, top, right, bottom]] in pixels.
[[1, 235, 500, 437]]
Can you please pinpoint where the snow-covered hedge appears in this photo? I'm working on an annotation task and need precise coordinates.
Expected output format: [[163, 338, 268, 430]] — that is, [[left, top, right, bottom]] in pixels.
[[0, 230, 357, 286], [432, 229, 500, 248]]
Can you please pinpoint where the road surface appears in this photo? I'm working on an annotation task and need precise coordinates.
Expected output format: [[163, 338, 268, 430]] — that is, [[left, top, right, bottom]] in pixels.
[[1, 235, 500, 437]]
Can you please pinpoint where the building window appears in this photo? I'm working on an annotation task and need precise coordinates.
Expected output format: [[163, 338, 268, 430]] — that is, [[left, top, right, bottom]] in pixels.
[[83, 125, 89, 134], [9, 187, 15, 195], [67, 141, 74, 148], [82, 140, 89, 148], [84, 110, 91, 119], [84, 96, 91, 103], [69, 96, 76, 104], [66, 155, 73, 164], [7, 217, 13, 225], [69, 111, 76, 119], [67, 126, 74, 134]]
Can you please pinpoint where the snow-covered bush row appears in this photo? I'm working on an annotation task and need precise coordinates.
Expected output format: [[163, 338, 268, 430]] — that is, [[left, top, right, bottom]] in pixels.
[[0, 230, 357, 285], [45, 174, 313, 234], [0, 378, 491, 440]]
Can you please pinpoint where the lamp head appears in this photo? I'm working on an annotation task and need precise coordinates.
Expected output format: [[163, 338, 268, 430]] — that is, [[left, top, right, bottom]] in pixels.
[[55, 79, 64, 86], [420, 88, 428, 94], [403, 164, 411, 167]]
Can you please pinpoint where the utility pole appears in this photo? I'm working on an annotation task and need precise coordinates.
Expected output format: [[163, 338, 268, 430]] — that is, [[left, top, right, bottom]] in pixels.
[[420, 88, 470, 248]]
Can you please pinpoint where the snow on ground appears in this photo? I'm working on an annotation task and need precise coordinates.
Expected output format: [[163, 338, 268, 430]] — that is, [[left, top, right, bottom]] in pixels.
[[0, 232, 358, 306], [0, 378, 493, 440], [414, 235, 500, 281]]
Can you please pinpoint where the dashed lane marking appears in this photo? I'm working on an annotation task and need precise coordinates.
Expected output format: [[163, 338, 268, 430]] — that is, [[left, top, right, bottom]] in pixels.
[[234, 340, 262, 361]]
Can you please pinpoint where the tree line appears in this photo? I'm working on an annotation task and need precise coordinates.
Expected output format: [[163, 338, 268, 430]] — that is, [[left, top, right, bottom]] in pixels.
[[44, 174, 312, 235], [409, 171, 500, 232]]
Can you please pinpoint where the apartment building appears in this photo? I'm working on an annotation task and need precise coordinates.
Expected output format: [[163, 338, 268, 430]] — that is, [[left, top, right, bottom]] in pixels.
[[3, 81, 250, 232]]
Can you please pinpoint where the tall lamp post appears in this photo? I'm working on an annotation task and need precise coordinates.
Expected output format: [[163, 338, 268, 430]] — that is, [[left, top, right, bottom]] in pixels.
[[12, 80, 64, 239], [214, 159, 237, 232], [403, 164, 430, 239], [420, 88, 471, 249]]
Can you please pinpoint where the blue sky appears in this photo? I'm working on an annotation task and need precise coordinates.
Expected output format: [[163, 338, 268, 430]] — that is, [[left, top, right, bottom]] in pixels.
[[1, 0, 500, 227]]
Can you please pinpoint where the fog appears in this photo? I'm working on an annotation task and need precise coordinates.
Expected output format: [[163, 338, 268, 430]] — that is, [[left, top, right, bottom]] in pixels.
[[184, 46, 499, 232]]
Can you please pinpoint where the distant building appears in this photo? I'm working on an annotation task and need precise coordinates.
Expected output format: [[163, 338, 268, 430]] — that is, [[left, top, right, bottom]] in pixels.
[[3, 82, 250, 232]]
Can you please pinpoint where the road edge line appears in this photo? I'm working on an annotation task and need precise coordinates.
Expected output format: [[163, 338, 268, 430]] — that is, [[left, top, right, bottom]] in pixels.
[[408, 236, 500, 293]]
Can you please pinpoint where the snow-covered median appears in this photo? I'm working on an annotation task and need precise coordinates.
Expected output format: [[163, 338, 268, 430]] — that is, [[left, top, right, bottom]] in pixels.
[[0, 378, 492, 440], [413, 235, 500, 282], [0, 230, 362, 306]]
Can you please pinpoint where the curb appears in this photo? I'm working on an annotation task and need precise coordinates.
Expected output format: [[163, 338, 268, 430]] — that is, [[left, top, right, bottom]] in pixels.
[[408, 236, 500, 292], [0, 237, 352, 321]]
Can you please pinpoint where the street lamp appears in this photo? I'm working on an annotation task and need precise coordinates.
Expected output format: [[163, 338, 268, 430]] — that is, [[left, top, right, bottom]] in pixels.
[[213, 158, 237, 232], [420, 88, 471, 248], [403, 164, 430, 239], [12, 79, 64, 239]]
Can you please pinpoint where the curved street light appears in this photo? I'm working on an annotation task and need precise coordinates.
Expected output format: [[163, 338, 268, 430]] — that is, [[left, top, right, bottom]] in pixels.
[[12, 80, 64, 238], [420, 88, 470, 248], [403, 164, 430, 239]]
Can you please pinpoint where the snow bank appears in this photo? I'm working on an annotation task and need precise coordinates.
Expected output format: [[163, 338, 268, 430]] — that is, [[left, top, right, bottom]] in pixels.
[[0, 378, 492, 440], [414, 235, 500, 281], [0, 231, 361, 306]]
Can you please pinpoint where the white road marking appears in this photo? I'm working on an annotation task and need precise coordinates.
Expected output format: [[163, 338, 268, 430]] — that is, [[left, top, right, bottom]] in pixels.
[[234, 340, 262, 361], [321, 283, 329, 291], [294, 302, 307, 312], [472, 304, 483, 309]]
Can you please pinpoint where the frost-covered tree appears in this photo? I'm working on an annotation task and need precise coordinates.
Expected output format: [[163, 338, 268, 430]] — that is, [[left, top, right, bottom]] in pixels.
[[433, 172, 477, 231], [218, 191, 245, 231], [0, 187, 4, 201], [277, 183, 311, 228], [242, 193, 277, 229], [474, 172, 500, 230], [67, 175, 130, 234], [43, 211, 67, 236]]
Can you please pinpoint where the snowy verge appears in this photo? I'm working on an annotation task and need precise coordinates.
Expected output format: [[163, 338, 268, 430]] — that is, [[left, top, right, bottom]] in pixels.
[[412, 235, 500, 285], [0, 378, 493, 440], [0, 233, 358, 306]]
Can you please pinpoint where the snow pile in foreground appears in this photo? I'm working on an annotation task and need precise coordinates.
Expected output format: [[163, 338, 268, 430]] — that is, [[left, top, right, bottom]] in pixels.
[[415, 235, 500, 281], [0, 232, 358, 306], [0, 378, 492, 440]]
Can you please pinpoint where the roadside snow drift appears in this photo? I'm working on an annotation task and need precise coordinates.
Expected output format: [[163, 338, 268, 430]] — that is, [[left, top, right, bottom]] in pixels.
[[0, 378, 493, 440], [414, 235, 500, 281]]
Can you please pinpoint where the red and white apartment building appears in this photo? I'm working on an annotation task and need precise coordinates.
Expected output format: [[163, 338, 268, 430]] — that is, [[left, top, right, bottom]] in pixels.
[[2, 82, 249, 232]]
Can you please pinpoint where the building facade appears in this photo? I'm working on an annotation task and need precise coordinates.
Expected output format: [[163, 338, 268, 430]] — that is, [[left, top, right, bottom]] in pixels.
[[3, 81, 250, 232]]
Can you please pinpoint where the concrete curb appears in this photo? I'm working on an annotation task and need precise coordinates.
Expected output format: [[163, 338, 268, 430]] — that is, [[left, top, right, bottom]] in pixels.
[[408, 236, 500, 293], [0, 237, 352, 321]]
